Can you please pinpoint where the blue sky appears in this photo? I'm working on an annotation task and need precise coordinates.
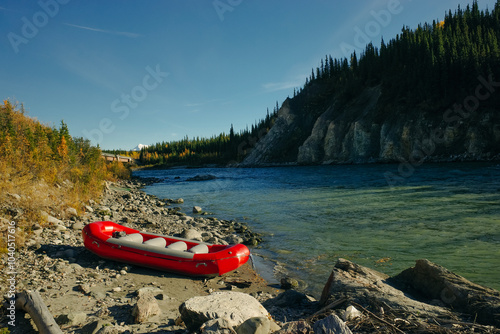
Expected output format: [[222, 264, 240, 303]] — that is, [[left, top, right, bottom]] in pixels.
[[1, 0, 496, 150]]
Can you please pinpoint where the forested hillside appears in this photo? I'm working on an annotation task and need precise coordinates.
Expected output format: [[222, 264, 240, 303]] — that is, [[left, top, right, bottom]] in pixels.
[[243, 0, 500, 165], [139, 0, 500, 167]]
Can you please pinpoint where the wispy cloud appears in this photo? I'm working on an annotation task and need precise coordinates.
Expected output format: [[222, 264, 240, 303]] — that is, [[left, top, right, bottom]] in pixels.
[[262, 77, 304, 93], [0, 6, 21, 13], [64, 23, 141, 38], [184, 102, 203, 108], [184, 98, 229, 109]]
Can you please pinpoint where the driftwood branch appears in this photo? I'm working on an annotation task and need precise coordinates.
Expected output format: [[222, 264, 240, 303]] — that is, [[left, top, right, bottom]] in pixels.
[[306, 298, 347, 321], [14, 290, 63, 334], [351, 302, 406, 334]]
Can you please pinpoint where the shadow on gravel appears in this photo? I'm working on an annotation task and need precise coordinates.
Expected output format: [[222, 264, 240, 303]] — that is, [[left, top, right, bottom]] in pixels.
[[35, 243, 206, 281]]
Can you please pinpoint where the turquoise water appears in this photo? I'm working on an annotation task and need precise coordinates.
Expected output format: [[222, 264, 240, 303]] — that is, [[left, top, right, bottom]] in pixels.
[[135, 163, 500, 296]]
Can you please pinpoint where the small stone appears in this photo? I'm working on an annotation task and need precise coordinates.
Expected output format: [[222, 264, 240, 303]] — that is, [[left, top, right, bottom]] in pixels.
[[181, 228, 203, 241], [47, 215, 63, 225], [81, 320, 106, 334], [112, 287, 122, 292], [280, 277, 299, 290], [132, 292, 161, 323], [55, 312, 87, 326], [343, 305, 362, 321], [72, 222, 84, 230], [66, 207, 78, 217], [236, 317, 273, 334], [78, 284, 92, 295], [313, 314, 353, 334], [193, 206, 203, 213]]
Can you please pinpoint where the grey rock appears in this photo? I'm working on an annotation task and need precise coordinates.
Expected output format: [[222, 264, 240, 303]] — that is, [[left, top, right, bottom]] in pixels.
[[55, 311, 87, 326], [46, 214, 63, 225], [179, 291, 270, 331], [78, 284, 91, 295], [274, 321, 312, 334], [236, 317, 274, 334], [132, 292, 161, 323], [182, 228, 203, 241], [263, 290, 311, 308], [172, 198, 184, 204], [313, 314, 352, 334], [66, 207, 78, 217], [200, 318, 235, 334], [193, 206, 203, 213], [71, 222, 84, 230], [225, 235, 244, 245], [81, 320, 107, 334], [91, 291, 106, 300], [96, 324, 130, 334], [53, 262, 70, 274], [280, 277, 299, 290]]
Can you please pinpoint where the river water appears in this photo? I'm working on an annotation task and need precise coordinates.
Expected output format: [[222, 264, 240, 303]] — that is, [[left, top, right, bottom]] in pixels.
[[134, 162, 500, 296]]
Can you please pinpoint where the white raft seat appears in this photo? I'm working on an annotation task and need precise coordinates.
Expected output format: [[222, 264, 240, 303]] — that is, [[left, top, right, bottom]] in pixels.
[[107, 233, 209, 258], [188, 244, 209, 254], [143, 237, 167, 247], [167, 241, 188, 251], [119, 233, 143, 243]]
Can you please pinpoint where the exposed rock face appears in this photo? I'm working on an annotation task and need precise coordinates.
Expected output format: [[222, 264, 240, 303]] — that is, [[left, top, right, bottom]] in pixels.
[[242, 85, 500, 165], [242, 99, 300, 164]]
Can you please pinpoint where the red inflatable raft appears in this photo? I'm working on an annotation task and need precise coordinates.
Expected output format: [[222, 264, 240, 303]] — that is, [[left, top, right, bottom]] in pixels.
[[82, 221, 250, 277]]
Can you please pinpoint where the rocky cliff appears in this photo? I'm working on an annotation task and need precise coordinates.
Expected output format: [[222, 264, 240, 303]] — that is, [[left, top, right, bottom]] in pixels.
[[242, 84, 500, 166]]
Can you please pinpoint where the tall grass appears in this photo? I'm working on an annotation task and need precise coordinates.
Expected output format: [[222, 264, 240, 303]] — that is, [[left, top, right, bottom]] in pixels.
[[0, 100, 130, 251]]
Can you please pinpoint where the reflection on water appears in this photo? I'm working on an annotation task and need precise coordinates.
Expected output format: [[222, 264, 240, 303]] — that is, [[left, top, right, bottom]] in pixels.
[[135, 162, 500, 296]]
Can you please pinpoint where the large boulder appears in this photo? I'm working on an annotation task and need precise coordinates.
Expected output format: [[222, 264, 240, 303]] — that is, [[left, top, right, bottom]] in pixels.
[[179, 291, 270, 331]]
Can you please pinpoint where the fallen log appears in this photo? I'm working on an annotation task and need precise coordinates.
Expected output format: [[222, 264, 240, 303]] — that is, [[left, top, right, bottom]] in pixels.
[[323, 258, 454, 320], [391, 259, 500, 327], [321, 258, 500, 331], [13, 290, 63, 334]]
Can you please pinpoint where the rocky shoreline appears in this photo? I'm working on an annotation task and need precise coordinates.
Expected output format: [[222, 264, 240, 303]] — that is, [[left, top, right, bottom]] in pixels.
[[1, 178, 500, 333], [0, 178, 279, 333]]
